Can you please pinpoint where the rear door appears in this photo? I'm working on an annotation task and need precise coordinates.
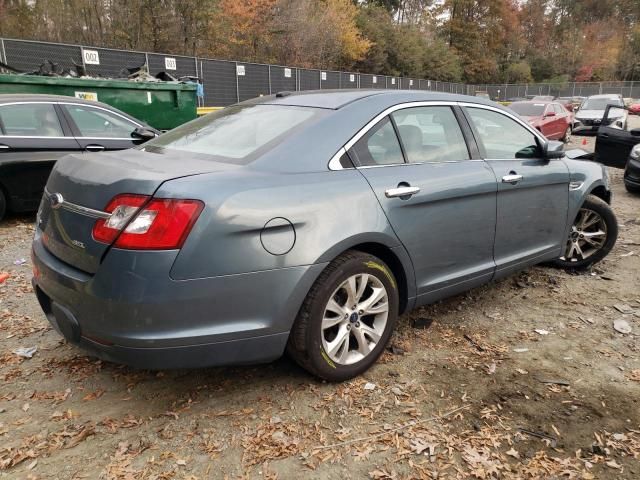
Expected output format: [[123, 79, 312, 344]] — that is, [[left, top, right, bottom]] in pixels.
[[595, 105, 640, 169], [60, 103, 140, 153], [462, 105, 569, 276], [0, 102, 80, 212], [352, 104, 497, 304]]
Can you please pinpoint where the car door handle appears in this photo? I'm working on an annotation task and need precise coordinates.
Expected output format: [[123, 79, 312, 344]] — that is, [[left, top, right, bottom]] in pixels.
[[385, 186, 420, 198], [0, 144, 9, 150], [502, 174, 523, 184], [85, 145, 105, 152]]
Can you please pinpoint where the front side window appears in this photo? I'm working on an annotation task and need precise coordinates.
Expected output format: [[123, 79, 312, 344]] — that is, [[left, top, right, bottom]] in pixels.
[[0, 103, 64, 137], [348, 117, 404, 167], [391, 106, 469, 163], [466, 108, 541, 159], [145, 104, 323, 163], [64, 105, 138, 138]]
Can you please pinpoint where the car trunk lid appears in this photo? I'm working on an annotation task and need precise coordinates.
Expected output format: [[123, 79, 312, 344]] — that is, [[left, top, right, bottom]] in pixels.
[[38, 149, 238, 273]]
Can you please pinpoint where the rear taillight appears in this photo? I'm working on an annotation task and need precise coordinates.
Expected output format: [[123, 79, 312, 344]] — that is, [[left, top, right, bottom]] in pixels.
[[93, 195, 204, 250]]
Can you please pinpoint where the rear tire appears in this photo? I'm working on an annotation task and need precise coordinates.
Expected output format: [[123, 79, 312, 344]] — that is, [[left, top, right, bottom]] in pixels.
[[553, 195, 617, 270], [0, 189, 6, 222], [287, 251, 399, 381], [562, 126, 572, 143]]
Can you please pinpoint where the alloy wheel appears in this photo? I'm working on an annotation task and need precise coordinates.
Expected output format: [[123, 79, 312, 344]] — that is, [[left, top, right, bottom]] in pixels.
[[321, 273, 389, 365], [561, 208, 608, 262]]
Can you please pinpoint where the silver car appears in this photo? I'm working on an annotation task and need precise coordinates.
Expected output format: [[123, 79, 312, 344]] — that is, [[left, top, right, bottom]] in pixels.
[[32, 90, 618, 381], [574, 94, 627, 132]]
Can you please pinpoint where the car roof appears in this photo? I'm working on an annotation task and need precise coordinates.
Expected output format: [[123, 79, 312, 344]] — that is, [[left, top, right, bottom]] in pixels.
[[586, 94, 621, 99], [257, 89, 497, 110], [510, 100, 554, 105], [0, 93, 112, 107]]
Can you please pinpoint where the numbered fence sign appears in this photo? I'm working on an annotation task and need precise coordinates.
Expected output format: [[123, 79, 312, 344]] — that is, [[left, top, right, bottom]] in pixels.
[[82, 49, 100, 65], [236, 65, 245, 76], [321, 72, 327, 81], [372, 76, 377, 84], [165, 57, 177, 71], [349, 74, 355, 82], [284, 68, 292, 78], [391, 78, 396, 85], [410, 80, 414, 86]]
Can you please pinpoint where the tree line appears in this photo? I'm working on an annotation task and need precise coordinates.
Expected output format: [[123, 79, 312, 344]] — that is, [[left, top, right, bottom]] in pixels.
[[1, 0, 639, 84]]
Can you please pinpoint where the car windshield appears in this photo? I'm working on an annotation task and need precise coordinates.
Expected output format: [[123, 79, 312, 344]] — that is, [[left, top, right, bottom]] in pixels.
[[509, 103, 546, 116], [581, 98, 622, 110], [143, 104, 324, 163]]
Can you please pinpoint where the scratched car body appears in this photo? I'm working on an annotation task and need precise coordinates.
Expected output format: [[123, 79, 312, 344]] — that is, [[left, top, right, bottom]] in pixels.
[[31, 90, 618, 381]]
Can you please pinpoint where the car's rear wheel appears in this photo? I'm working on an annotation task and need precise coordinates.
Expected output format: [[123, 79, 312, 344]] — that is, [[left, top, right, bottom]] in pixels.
[[624, 180, 640, 194], [287, 251, 399, 381], [562, 126, 572, 143], [553, 195, 617, 270], [0, 188, 6, 222]]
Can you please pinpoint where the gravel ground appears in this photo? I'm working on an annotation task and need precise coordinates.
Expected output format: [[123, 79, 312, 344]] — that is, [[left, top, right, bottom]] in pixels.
[[0, 119, 639, 479]]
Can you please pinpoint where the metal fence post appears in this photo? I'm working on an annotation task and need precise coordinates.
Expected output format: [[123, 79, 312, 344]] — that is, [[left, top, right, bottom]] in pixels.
[[0, 38, 6, 64], [234, 61, 240, 103], [631, 81, 635, 99], [144, 52, 149, 68], [599, 82, 603, 94], [268, 65, 272, 94]]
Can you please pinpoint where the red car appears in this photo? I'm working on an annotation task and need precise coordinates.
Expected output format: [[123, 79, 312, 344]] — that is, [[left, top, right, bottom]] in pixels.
[[629, 103, 640, 115], [508, 101, 573, 142]]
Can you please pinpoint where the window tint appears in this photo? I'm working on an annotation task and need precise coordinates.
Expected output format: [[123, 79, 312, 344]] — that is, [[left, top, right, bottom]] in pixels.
[[146, 104, 322, 163], [553, 104, 564, 115], [0, 103, 64, 137], [348, 117, 404, 167], [391, 106, 469, 163], [466, 108, 541, 159], [65, 105, 137, 138]]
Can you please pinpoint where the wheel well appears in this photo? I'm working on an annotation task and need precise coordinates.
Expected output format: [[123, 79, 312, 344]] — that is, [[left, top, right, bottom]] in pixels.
[[589, 185, 611, 204], [349, 242, 409, 315]]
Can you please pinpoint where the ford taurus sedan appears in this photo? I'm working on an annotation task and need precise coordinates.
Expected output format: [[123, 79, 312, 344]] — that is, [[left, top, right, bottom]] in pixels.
[[31, 90, 618, 381]]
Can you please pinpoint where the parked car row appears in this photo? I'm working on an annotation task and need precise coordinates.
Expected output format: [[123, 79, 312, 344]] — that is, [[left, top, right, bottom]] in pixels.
[[0, 94, 158, 221]]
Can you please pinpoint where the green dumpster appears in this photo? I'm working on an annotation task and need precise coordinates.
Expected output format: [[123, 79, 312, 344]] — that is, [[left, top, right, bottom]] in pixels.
[[0, 74, 197, 130]]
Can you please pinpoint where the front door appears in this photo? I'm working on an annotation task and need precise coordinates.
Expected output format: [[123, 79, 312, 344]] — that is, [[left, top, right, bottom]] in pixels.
[[0, 102, 80, 212], [595, 105, 640, 169], [59, 103, 140, 153], [352, 105, 497, 304], [463, 106, 570, 277]]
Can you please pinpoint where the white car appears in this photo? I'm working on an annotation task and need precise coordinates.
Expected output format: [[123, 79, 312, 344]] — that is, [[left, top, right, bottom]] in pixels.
[[574, 94, 627, 132]]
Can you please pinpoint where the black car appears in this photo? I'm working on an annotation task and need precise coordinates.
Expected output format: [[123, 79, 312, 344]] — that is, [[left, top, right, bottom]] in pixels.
[[0, 94, 158, 220], [593, 104, 640, 194]]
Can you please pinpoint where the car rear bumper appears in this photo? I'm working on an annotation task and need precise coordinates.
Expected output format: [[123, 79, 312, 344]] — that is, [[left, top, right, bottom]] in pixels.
[[32, 231, 326, 369], [624, 158, 640, 188]]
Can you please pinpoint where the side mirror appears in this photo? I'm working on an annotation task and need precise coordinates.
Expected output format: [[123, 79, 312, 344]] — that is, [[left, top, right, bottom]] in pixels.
[[631, 128, 640, 137], [544, 140, 564, 159], [131, 127, 157, 143]]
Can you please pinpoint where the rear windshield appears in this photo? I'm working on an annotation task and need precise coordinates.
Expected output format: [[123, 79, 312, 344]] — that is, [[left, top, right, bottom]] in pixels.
[[581, 97, 622, 110], [509, 103, 546, 116], [143, 104, 324, 163]]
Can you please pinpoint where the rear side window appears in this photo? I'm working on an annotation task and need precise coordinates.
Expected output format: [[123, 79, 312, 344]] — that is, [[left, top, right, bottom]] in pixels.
[[466, 107, 541, 159], [391, 106, 469, 163], [348, 117, 404, 167], [553, 104, 564, 114], [64, 105, 138, 138], [145, 104, 323, 163], [0, 103, 64, 137]]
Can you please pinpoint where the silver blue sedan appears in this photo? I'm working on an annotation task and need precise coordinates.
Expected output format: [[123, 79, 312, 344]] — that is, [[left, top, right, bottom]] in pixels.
[[31, 90, 617, 381]]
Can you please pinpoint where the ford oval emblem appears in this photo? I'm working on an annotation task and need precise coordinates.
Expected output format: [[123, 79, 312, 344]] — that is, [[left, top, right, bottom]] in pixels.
[[49, 193, 64, 209]]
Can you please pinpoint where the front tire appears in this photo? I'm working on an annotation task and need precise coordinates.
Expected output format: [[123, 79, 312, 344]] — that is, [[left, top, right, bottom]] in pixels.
[[553, 195, 617, 270], [562, 126, 572, 143], [287, 251, 399, 381], [0, 188, 6, 222], [625, 180, 640, 194]]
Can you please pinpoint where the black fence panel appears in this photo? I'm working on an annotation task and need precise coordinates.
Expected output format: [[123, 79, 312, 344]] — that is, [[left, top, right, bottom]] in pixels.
[[4, 39, 82, 73], [386, 77, 400, 89], [321, 71, 340, 89], [82, 47, 146, 78], [270, 65, 296, 93], [359, 73, 374, 89], [200, 59, 237, 106], [299, 69, 320, 91], [237, 63, 270, 101], [147, 53, 196, 79], [341, 72, 357, 89]]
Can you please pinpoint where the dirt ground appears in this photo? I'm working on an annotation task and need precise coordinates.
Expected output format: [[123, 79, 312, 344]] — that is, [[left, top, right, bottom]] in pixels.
[[1, 121, 639, 479]]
